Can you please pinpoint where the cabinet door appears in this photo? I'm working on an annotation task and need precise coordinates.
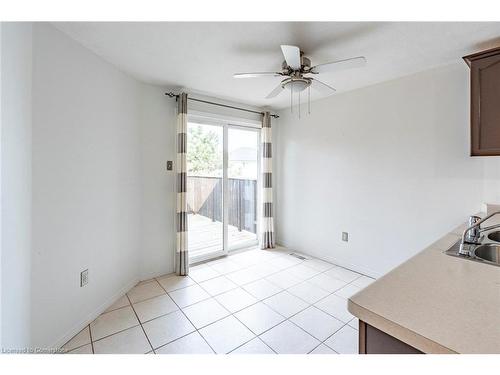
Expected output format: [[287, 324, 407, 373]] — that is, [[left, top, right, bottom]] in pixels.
[[359, 321, 423, 354], [471, 53, 500, 156]]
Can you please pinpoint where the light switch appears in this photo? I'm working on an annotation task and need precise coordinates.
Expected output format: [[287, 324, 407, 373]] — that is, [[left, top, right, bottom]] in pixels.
[[166, 161, 173, 171]]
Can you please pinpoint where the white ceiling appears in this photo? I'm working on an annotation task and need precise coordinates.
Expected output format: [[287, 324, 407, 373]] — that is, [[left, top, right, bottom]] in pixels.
[[53, 22, 500, 109]]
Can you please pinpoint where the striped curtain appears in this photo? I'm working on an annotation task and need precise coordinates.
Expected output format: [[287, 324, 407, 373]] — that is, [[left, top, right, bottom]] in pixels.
[[261, 112, 275, 249], [176, 93, 189, 275]]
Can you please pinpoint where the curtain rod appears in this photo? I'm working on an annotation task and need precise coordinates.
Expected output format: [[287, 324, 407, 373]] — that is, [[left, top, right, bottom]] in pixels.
[[165, 92, 279, 119]]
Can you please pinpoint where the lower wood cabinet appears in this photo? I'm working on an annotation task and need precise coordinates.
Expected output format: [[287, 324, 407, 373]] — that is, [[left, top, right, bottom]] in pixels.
[[359, 320, 423, 354]]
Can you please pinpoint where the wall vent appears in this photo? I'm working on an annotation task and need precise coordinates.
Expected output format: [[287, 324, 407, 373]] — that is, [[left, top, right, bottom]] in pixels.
[[289, 253, 307, 260]]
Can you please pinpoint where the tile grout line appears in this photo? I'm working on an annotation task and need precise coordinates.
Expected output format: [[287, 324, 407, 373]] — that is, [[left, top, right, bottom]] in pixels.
[[88, 324, 95, 354], [227, 336, 276, 354], [229, 307, 280, 354], [155, 252, 356, 353], [157, 254, 304, 353], [155, 277, 217, 354], [63, 326, 93, 353], [125, 292, 155, 354], [199, 263, 339, 352], [90, 324, 143, 346], [80, 247, 366, 354]]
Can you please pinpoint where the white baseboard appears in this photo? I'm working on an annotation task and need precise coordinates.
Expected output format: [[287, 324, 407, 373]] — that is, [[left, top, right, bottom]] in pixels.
[[139, 267, 174, 282], [51, 277, 139, 349], [276, 238, 382, 279]]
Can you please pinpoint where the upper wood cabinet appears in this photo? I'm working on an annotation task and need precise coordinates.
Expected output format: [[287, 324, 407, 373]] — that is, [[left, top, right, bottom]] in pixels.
[[464, 47, 500, 156]]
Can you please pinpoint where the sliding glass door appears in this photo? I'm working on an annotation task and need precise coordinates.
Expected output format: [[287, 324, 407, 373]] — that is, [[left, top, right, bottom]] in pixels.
[[227, 127, 259, 249], [187, 122, 224, 261], [187, 118, 259, 263]]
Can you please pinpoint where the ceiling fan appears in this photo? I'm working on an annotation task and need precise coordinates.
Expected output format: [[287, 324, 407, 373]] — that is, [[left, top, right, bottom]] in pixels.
[[233, 45, 366, 102]]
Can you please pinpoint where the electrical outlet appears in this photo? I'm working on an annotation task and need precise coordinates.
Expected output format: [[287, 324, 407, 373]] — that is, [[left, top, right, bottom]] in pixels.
[[342, 232, 349, 242], [80, 269, 89, 287], [166, 161, 173, 171]]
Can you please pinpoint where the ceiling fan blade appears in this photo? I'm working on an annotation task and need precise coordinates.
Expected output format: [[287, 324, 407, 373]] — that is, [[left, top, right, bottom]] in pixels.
[[281, 45, 301, 70], [233, 72, 282, 78], [265, 83, 284, 99], [311, 56, 366, 74], [311, 78, 336, 94]]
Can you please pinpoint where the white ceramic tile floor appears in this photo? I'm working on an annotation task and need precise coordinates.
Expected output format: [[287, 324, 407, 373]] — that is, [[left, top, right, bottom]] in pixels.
[[351, 275, 376, 288], [62, 326, 91, 352], [89, 306, 139, 341], [188, 266, 221, 283], [67, 344, 93, 354], [215, 287, 258, 313], [286, 264, 321, 280], [132, 294, 178, 323], [259, 320, 320, 354], [62, 247, 373, 354], [290, 306, 344, 341], [198, 315, 255, 354], [142, 310, 195, 349], [308, 273, 347, 293], [234, 302, 285, 335], [335, 283, 362, 299], [93, 326, 151, 354], [310, 344, 338, 354], [287, 280, 330, 304], [168, 284, 210, 308], [263, 291, 309, 318], [324, 266, 363, 283], [157, 274, 195, 292], [207, 259, 243, 275], [324, 325, 359, 354], [104, 295, 130, 313], [126, 280, 165, 304], [225, 267, 264, 285], [242, 278, 283, 300], [230, 337, 274, 354], [302, 258, 335, 272], [314, 294, 356, 323], [199, 275, 238, 296], [349, 317, 359, 330], [182, 298, 230, 329], [155, 332, 214, 354], [265, 270, 302, 289]]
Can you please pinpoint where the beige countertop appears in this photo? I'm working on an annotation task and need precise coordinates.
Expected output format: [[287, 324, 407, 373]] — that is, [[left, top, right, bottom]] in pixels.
[[348, 215, 500, 354]]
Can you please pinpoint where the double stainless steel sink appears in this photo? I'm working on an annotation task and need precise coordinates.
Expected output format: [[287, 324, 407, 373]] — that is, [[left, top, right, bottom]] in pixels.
[[446, 230, 500, 267], [475, 243, 500, 264]]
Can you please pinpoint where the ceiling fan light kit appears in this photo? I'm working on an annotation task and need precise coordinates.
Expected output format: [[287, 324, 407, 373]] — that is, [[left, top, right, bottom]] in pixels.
[[233, 44, 366, 117], [282, 77, 311, 93]]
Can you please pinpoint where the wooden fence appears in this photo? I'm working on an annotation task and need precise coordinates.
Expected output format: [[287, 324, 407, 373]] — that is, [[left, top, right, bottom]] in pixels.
[[187, 176, 257, 234]]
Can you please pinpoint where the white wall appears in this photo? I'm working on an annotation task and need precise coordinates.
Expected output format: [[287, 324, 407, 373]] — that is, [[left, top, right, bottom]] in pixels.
[[482, 157, 500, 204], [1, 22, 33, 349], [139, 84, 177, 279], [275, 63, 487, 277], [31, 23, 143, 348], [0, 22, 2, 346]]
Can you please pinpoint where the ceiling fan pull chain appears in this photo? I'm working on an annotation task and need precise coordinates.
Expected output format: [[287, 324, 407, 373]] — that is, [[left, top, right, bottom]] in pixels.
[[307, 86, 310, 115], [290, 81, 293, 113], [299, 89, 301, 119]]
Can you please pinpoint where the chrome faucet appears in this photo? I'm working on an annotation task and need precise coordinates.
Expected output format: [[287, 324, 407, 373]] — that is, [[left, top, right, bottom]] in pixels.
[[459, 211, 500, 256]]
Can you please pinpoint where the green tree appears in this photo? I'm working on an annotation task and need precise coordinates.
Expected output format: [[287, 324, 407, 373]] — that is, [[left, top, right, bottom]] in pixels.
[[187, 125, 222, 176]]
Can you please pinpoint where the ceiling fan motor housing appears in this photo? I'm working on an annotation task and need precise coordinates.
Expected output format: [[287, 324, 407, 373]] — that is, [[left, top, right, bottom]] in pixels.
[[281, 52, 311, 72]]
